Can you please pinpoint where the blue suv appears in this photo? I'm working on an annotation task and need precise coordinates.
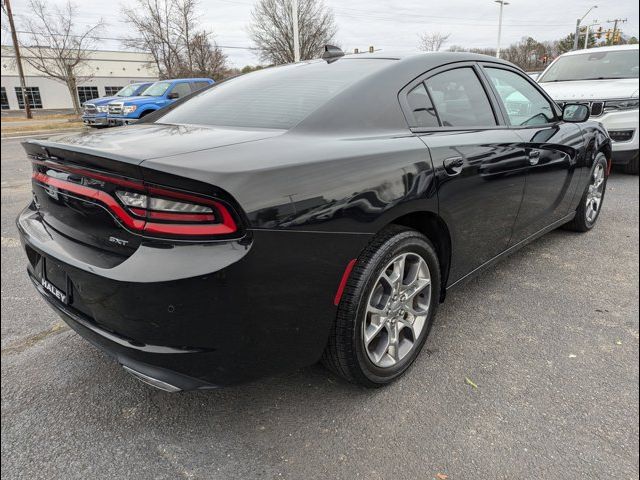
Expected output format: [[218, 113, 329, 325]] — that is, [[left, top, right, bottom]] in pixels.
[[82, 82, 154, 127], [107, 78, 214, 126]]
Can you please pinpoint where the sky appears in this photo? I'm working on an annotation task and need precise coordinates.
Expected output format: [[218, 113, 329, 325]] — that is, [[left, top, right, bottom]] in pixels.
[[4, 0, 639, 67]]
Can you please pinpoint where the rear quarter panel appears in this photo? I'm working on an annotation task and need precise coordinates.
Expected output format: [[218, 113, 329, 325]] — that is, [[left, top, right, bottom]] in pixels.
[[141, 131, 439, 234]]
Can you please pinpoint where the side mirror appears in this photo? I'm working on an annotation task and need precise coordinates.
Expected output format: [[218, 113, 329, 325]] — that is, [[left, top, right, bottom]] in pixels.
[[562, 103, 590, 123], [167, 92, 179, 100]]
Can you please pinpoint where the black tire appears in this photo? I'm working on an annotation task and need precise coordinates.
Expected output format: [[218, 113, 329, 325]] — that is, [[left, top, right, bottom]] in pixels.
[[564, 151, 608, 232], [322, 225, 441, 387], [623, 152, 639, 175]]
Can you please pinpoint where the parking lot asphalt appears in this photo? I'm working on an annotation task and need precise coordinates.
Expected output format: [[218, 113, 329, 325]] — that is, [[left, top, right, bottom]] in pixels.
[[1, 136, 638, 480]]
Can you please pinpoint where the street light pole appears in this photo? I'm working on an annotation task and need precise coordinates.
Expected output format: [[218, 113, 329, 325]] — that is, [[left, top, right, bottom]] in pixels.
[[291, 0, 300, 62], [573, 5, 598, 50], [495, 0, 509, 59]]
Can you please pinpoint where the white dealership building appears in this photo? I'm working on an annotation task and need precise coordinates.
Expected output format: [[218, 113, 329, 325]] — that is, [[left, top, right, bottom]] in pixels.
[[1, 46, 158, 111]]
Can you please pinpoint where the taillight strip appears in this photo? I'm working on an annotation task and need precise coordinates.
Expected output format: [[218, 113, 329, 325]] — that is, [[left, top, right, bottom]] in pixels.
[[32, 159, 145, 191], [32, 172, 237, 237], [129, 207, 216, 222], [33, 172, 145, 230]]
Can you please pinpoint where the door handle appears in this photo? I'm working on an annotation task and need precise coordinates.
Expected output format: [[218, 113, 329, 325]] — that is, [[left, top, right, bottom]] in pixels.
[[443, 156, 464, 175], [528, 149, 541, 166]]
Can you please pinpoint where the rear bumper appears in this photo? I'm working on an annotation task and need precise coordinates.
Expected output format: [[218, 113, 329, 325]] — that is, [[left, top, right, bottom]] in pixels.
[[28, 271, 212, 390], [17, 205, 369, 389]]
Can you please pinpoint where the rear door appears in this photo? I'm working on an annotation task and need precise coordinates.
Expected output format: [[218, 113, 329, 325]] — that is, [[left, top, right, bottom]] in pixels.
[[403, 63, 529, 284], [480, 64, 583, 242]]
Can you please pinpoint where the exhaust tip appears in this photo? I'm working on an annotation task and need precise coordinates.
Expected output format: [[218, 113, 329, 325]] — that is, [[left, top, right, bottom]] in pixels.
[[122, 365, 182, 392]]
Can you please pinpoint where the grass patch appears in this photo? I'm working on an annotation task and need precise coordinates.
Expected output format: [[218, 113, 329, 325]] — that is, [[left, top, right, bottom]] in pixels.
[[1, 122, 85, 134], [1, 113, 80, 123]]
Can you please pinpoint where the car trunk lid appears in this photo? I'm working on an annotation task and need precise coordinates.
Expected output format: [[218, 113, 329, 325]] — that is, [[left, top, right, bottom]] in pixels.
[[23, 124, 276, 256]]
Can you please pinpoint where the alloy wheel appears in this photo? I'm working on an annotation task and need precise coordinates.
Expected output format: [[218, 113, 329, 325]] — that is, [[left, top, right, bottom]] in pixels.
[[585, 162, 605, 224], [363, 252, 432, 368]]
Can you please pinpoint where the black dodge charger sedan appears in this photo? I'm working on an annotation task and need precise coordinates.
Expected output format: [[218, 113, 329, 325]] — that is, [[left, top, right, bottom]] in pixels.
[[17, 50, 611, 391]]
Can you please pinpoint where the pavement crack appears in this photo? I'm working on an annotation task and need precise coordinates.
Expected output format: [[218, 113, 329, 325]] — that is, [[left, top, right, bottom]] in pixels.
[[1, 321, 70, 356]]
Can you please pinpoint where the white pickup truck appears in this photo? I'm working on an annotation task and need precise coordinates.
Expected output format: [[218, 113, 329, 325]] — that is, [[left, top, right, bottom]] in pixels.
[[538, 44, 639, 174]]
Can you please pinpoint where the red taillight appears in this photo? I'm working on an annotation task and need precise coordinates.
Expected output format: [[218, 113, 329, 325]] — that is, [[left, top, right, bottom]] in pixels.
[[32, 166, 238, 239]]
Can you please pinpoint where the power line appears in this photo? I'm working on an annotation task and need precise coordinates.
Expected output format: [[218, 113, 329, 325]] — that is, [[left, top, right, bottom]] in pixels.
[[11, 29, 260, 50]]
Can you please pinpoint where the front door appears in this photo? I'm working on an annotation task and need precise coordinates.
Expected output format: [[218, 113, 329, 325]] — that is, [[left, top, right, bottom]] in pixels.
[[481, 65, 583, 242]]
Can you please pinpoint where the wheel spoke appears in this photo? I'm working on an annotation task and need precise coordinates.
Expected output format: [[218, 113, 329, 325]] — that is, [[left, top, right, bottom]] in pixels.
[[403, 277, 431, 301], [387, 323, 400, 361], [388, 255, 406, 286], [397, 315, 416, 338], [364, 317, 387, 345]]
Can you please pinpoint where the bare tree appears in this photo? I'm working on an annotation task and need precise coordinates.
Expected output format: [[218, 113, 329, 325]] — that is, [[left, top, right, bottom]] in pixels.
[[248, 0, 337, 64], [122, 0, 228, 79], [419, 32, 451, 52], [18, 0, 105, 114], [188, 32, 228, 80]]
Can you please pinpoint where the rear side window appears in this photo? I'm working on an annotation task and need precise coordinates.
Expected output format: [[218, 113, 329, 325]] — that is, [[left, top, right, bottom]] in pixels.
[[425, 68, 496, 127], [156, 60, 390, 129], [191, 81, 210, 92], [406, 83, 439, 128], [485, 67, 556, 126]]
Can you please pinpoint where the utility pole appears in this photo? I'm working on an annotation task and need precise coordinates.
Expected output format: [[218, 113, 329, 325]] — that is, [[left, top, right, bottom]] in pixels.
[[607, 18, 627, 45], [3, 0, 32, 118], [494, 0, 509, 59], [291, 0, 300, 62], [573, 5, 598, 50]]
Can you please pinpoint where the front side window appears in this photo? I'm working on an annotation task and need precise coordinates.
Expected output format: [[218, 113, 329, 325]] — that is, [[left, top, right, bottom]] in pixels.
[[425, 68, 496, 127], [485, 67, 556, 126], [406, 83, 439, 128], [538, 49, 639, 82], [77, 86, 99, 105], [142, 82, 171, 97], [170, 82, 192, 99]]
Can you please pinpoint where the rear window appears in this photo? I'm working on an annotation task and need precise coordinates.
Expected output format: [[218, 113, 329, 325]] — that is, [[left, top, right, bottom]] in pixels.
[[156, 60, 391, 129]]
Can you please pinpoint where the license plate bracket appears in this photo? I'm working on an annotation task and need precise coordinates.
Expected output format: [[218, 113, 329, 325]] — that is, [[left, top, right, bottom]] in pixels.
[[42, 258, 71, 305]]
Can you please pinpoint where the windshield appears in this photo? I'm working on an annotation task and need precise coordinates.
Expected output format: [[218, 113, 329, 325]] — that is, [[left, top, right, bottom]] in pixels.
[[141, 82, 171, 96], [155, 60, 391, 129], [539, 49, 639, 82], [116, 84, 144, 97]]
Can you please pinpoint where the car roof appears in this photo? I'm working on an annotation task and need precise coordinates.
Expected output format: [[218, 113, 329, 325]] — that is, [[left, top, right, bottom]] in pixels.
[[291, 51, 517, 135], [558, 44, 639, 57], [158, 78, 213, 82], [335, 50, 514, 65]]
